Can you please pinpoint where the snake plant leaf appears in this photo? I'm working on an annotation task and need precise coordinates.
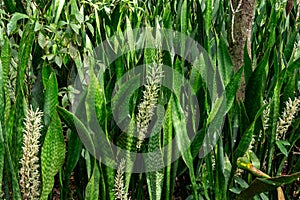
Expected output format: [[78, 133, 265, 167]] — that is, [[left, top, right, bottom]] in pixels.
[[0, 124, 5, 197], [44, 72, 59, 127], [56, 106, 95, 157], [40, 112, 66, 200], [0, 37, 11, 122], [85, 163, 100, 200], [217, 36, 234, 86], [172, 95, 198, 200], [1, 122, 22, 199]]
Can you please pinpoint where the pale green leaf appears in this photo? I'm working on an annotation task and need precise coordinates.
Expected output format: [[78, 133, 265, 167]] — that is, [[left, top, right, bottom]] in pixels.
[[7, 13, 28, 36]]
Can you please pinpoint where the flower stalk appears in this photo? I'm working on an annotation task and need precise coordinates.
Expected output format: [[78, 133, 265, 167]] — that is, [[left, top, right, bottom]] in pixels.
[[276, 97, 300, 140], [19, 106, 43, 200], [114, 159, 130, 200], [136, 55, 163, 149]]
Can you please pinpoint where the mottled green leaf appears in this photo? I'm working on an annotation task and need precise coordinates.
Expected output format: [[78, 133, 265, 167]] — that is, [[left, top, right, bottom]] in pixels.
[[0, 124, 4, 197], [40, 112, 66, 200], [1, 122, 22, 199], [44, 72, 59, 127], [162, 98, 173, 200], [0, 37, 11, 122], [172, 96, 198, 200], [225, 66, 243, 113], [85, 163, 100, 200]]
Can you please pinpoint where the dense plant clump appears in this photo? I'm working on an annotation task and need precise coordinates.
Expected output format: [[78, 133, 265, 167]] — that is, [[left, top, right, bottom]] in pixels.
[[0, 0, 300, 199]]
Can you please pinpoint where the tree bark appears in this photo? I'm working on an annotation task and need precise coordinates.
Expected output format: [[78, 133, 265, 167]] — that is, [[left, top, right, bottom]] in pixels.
[[229, 0, 255, 101]]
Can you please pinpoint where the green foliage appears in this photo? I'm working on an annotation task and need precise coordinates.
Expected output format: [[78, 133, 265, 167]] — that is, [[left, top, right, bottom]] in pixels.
[[0, 0, 299, 199]]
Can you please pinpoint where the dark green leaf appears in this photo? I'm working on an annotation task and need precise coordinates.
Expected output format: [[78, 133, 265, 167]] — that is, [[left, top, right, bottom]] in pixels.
[[245, 51, 269, 122], [225, 66, 243, 113], [63, 131, 82, 199], [237, 172, 300, 200], [275, 141, 289, 157], [0, 124, 4, 197], [217, 36, 234, 86]]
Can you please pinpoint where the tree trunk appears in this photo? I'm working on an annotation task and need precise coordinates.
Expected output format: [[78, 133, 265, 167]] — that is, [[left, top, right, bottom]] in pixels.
[[229, 0, 256, 100]]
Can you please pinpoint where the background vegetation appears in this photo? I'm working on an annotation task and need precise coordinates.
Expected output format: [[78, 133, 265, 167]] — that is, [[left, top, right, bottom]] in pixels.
[[0, 0, 300, 199]]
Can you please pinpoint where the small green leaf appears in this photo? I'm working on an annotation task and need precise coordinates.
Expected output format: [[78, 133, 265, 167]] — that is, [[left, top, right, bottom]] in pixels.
[[38, 32, 47, 49], [87, 23, 94, 36], [249, 151, 260, 169], [75, 12, 84, 24], [55, 55, 63, 67], [34, 21, 42, 31], [70, 44, 78, 59], [275, 140, 289, 157], [204, 0, 212, 37], [7, 13, 28, 36], [180, 0, 187, 35], [70, 23, 80, 34]]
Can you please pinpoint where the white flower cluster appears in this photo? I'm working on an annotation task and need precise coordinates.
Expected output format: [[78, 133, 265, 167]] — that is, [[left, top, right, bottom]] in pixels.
[[136, 56, 164, 149], [19, 106, 43, 200], [262, 99, 271, 131], [276, 97, 300, 140], [257, 99, 271, 143], [114, 159, 130, 200]]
